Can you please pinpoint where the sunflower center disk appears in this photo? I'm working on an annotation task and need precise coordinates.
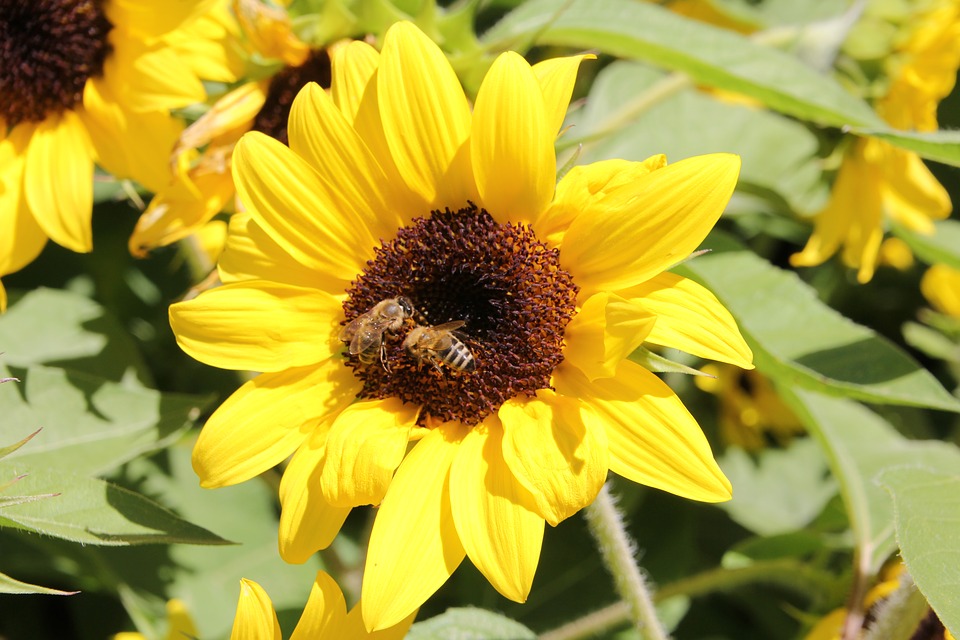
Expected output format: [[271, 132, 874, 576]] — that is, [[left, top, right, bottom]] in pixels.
[[251, 50, 331, 145], [342, 204, 579, 426], [0, 0, 113, 127]]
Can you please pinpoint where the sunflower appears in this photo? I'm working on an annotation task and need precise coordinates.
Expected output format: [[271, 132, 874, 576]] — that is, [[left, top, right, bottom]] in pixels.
[[791, 0, 959, 283], [169, 21, 752, 631], [0, 0, 239, 281], [128, 0, 327, 257], [112, 599, 197, 640], [230, 572, 414, 640]]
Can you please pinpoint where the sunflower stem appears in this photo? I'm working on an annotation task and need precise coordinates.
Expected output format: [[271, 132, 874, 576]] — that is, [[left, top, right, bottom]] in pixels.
[[583, 483, 671, 640]]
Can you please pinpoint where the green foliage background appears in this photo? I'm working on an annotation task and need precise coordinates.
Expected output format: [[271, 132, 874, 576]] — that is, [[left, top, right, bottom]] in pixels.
[[2, 0, 960, 638]]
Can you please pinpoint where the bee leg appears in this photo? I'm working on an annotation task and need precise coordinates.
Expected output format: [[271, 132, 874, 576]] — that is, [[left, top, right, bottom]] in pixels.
[[379, 342, 392, 373]]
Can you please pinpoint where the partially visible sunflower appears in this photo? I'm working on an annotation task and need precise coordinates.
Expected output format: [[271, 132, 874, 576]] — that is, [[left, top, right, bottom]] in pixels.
[[0, 0, 239, 281], [791, 0, 959, 283], [230, 572, 415, 640], [0, 280, 6, 314], [170, 21, 752, 631], [805, 561, 955, 640], [921, 263, 960, 318], [695, 364, 804, 451], [111, 598, 197, 640], [128, 0, 329, 257]]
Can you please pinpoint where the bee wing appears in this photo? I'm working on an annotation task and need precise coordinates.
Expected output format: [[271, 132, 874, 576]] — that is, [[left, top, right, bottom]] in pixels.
[[338, 316, 364, 342], [350, 319, 391, 355]]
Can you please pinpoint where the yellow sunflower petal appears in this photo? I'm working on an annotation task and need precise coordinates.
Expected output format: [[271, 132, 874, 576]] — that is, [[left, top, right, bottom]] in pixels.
[[362, 423, 468, 632], [561, 154, 740, 295], [218, 214, 322, 290], [288, 571, 347, 640], [279, 424, 352, 564], [449, 417, 544, 603], [472, 51, 554, 224], [169, 281, 342, 372], [880, 145, 951, 233], [0, 126, 47, 274], [922, 264, 960, 318], [232, 132, 374, 283], [0, 281, 5, 314], [534, 156, 666, 248], [791, 139, 883, 284], [619, 273, 754, 369], [563, 292, 656, 381], [344, 605, 416, 640], [193, 364, 359, 488], [555, 361, 731, 502], [533, 54, 594, 137], [105, 0, 221, 40], [498, 390, 609, 526], [332, 41, 427, 220], [80, 79, 183, 193], [23, 111, 95, 253], [230, 579, 282, 640], [331, 41, 379, 123], [129, 169, 234, 256], [102, 28, 206, 111], [320, 399, 420, 508], [378, 21, 475, 208], [288, 83, 405, 239]]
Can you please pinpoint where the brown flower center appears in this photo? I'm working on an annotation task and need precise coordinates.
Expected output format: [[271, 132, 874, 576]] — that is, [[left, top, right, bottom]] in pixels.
[[342, 203, 578, 426], [251, 49, 331, 144], [0, 0, 113, 127]]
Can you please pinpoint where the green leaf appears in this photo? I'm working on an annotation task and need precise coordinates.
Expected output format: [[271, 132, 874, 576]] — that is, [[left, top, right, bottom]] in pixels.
[[0, 288, 150, 384], [893, 220, 960, 271], [879, 466, 960, 637], [718, 439, 837, 536], [109, 442, 323, 640], [677, 234, 960, 412], [0, 364, 209, 476], [0, 570, 78, 596], [484, 0, 883, 129], [407, 607, 537, 640], [852, 128, 960, 171], [0, 462, 229, 546], [780, 388, 960, 574], [574, 61, 827, 215], [485, 0, 960, 167]]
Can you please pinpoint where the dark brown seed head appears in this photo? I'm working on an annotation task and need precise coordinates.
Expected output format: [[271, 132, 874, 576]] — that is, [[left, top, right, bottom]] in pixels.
[[0, 0, 113, 127], [342, 203, 579, 426]]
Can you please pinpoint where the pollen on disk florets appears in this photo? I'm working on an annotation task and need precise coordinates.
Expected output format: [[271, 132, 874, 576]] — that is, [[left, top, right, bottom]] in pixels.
[[251, 49, 331, 145], [0, 0, 113, 127], [342, 203, 579, 426]]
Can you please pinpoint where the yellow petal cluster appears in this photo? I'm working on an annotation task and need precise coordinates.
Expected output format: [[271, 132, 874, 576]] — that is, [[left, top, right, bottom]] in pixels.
[[1, 0, 237, 280], [169, 21, 752, 631]]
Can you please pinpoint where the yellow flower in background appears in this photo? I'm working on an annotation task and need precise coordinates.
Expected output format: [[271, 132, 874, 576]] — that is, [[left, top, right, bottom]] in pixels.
[[0, 281, 6, 314], [112, 599, 197, 640], [922, 264, 960, 318], [230, 572, 415, 640], [0, 0, 238, 280], [129, 0, 326, 257], [696, 364, 804, 451], [792, 0, 959, 283], [169, 21, 752, 631], [804, 561, 955, 640]]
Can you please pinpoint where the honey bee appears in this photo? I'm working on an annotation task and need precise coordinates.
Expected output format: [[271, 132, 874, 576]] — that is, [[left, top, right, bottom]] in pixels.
[[403, 321, 476, 373], [339, 297, 414, 367]]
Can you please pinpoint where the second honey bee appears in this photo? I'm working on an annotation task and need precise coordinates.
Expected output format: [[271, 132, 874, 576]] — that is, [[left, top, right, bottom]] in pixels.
[[403, 321, 476, 373], [339, 297, 414, 367]]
